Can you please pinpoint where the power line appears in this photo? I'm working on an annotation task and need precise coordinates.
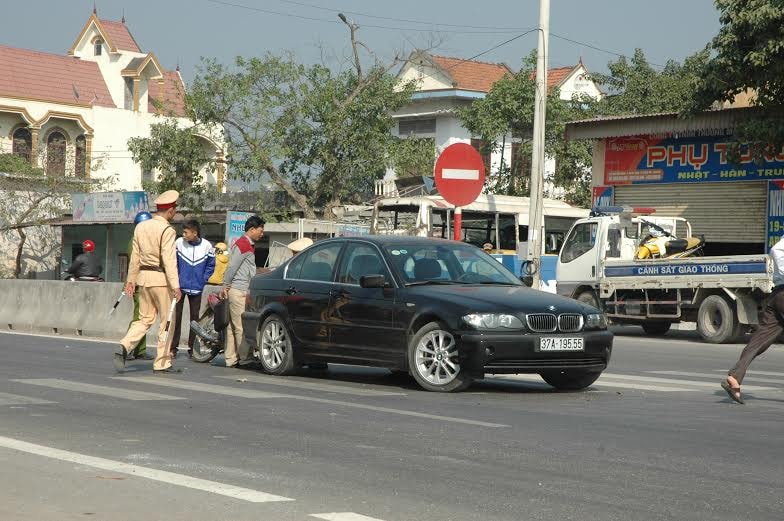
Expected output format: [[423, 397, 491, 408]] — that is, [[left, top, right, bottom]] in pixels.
[[275, 0, 527, 32], [205, 0, 524, 34], [550, 32, 666, 69]]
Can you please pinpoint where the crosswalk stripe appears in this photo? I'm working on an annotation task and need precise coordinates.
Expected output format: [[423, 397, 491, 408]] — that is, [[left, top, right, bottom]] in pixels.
[[0, 392, 56, 406], [651, 371, 784, 385], [712, 369, 784, 378], [117, 376, 507, 428], [214, 374, 406, 397], [311, 513, 388, 521], [13, 379, 185, 401], [485, 373, 695, 392], [0, 435, 293, 503], [602, 373, 776, 392]]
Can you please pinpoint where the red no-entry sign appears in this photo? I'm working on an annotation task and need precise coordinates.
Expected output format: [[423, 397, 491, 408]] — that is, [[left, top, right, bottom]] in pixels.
[[434, 143, 486, 207], [434, 143, 486, 241]]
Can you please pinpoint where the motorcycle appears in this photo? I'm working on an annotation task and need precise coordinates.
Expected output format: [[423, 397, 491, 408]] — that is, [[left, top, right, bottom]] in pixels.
[[190, 293, 228, 363], [635, 219, 705, 260], [63, 274, 104, 282]]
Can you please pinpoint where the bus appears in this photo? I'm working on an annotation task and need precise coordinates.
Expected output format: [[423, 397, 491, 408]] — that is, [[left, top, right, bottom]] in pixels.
[[370, 194, 589, 292]]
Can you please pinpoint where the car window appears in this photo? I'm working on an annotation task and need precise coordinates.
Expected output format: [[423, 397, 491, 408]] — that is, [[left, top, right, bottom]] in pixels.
[[287, 242, 342, 282], [337, 243, 389, 285], [560, 222, 598, 263], [385, 243, 520, 285]]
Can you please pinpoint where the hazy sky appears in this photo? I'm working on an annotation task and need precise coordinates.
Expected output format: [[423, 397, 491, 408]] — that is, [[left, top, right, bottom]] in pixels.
[[2, 0, 721, 82]]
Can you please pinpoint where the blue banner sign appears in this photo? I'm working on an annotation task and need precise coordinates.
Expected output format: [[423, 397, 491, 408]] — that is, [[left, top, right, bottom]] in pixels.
[[226, 211, 253, 248], [604, 135, 784, 185], [767, 180, 784, 250], [604, 261, 767, 278], [72, 191, 149, 222]]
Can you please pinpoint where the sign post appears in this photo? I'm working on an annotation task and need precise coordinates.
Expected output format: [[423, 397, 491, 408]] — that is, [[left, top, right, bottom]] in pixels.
[[434, 143, 486, 241]]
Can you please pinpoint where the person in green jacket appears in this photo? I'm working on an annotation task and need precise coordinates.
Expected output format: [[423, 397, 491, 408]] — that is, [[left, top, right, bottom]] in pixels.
[[127, 211, 153, 359]]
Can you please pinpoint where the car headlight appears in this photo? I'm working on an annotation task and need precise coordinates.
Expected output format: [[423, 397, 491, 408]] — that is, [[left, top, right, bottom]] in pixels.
[[585, 313, 607, 330], [463, 313, 524, 330]]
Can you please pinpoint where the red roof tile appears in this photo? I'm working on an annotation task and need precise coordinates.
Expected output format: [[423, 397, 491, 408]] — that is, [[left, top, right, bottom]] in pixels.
[[547, 66, 575, 89], [148, 71, 186, 117], [0, 44, 116, 108], [99, 19, 141, 53], [430, 55, 512, 93]]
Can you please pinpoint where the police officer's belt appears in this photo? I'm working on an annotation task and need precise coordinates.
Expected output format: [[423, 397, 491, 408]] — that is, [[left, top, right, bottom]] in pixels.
[[139, 266, 165, 272]]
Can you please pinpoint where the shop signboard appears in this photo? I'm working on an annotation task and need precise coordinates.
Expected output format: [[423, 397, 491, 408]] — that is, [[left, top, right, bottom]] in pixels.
[[72, 191, 149, 222], [604, 135, 784, 185], [591, 186, 614, 208], [226, 211, 253, 248], [767, 180, 784, 250]]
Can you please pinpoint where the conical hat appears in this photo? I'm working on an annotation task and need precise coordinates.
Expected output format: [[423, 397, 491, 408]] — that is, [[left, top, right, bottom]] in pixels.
[[288, 237, 313, 253]]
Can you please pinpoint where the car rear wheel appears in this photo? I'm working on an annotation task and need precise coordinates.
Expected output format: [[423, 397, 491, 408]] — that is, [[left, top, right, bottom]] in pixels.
[[540, 370, 601, 391], [408, 322, 472, 392], [258, 315, 297, 376]]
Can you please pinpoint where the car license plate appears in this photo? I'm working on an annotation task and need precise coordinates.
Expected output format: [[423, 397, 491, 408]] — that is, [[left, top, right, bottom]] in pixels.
[[539, 337, 584, 351]]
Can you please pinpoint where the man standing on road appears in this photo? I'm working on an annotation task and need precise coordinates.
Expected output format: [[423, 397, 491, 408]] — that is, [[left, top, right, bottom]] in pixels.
[[723, 234, 784, 404], [127, 211, 153, 360], [172, 219, 215, 358], [114, 191, 182, 373], [221, 215, 265, 368]]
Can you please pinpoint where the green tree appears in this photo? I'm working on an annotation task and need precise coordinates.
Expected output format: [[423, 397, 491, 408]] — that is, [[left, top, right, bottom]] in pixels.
[[592, 48, 710, 116], [689, 0, 784, 154], [186, 21, 417, 219], [391, 136, 436, 179], [0, 154, 92, 278], [460, 52, 594, 204], [127, 119, 218, 212]]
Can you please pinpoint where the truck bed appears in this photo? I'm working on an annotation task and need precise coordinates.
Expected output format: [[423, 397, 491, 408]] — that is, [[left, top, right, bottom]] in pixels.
[[600, 255, 773, 296]]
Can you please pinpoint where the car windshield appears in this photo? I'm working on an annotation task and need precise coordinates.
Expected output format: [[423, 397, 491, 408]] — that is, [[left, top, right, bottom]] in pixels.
[[383, 242, 522, 286]]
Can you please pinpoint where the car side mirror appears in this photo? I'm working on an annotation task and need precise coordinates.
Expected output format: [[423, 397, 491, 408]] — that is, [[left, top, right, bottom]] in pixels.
[[360, 274, 387, 289], [520, 275, 533, 287]]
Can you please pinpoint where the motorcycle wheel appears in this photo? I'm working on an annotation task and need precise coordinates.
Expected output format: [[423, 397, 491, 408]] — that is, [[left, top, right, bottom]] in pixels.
[[191, 314, 221, 363]]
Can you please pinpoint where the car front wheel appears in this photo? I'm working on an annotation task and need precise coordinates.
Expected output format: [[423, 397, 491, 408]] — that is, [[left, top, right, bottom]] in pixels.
[[258, 315, 297, 376], [540, 370, 601, 391], [408, 322, 472, 392]]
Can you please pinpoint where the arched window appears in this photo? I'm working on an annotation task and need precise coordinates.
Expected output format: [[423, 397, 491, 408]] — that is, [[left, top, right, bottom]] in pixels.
[[46, 131, 67, 176], [12, 127, 32, 162], [94, 38, 103, 56], [75, 135, 86, 177]]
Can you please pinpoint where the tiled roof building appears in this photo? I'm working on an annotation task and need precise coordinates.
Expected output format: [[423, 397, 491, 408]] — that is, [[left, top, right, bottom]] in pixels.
[[0, 11, 223, 191]]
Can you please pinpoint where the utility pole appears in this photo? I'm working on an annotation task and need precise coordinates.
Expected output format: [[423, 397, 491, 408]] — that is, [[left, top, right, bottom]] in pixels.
[[526, 0, 549, 289]]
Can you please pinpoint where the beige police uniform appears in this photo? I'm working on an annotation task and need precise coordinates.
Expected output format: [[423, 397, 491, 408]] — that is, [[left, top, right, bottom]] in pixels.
[[120, 191, 180, 371]]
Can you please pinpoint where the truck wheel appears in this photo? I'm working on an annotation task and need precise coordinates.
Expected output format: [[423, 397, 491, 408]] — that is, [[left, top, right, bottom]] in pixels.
[[697, 295, 742, 344], [576, 290, 601, 311], [641, 321, 671, 336]]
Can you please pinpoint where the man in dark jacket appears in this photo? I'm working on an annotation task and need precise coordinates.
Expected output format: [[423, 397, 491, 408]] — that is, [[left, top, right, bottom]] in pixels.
[[171, 220, 215, 357], [66, 240, 102, 279]]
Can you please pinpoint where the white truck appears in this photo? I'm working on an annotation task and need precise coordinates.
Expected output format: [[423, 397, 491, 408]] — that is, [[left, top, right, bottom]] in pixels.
[[555, 207, 774, 343]]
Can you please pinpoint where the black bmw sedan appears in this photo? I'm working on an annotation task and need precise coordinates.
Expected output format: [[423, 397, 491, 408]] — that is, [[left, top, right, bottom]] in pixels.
[[242, 236, 613, 392]]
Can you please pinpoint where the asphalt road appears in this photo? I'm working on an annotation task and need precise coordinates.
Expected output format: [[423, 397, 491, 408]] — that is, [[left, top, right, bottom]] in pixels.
[[0, 327, 783, 521]]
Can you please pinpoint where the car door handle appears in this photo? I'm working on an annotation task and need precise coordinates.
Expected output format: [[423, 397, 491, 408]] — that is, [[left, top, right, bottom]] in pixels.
[[285, 286, 298, 295], [329, 288, 349, 297]]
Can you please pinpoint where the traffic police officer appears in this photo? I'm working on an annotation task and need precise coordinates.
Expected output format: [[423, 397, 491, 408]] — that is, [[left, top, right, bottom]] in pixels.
[[114, 191, 182, 373]]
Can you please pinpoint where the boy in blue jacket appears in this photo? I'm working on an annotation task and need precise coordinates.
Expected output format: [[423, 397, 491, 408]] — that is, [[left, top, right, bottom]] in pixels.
[[172, 220, 215, 357]]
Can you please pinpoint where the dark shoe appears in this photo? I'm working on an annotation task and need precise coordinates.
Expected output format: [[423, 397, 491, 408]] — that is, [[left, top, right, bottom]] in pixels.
[[187, 349, 193, 358], [153, 367, 182, 374], [113, 346, 128, 372], [721, 381, 744, 404], [143, 353, 155, 360]]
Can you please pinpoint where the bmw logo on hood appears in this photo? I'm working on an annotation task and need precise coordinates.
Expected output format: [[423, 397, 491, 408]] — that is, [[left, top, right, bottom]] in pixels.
[[548, 305, 556, 311]]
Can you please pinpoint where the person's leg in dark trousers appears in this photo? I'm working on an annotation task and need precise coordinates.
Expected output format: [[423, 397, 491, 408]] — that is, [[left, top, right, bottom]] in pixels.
[[727, 288, 784, 392], [170, 296, 186, 356], [186, 293, 202, 355]]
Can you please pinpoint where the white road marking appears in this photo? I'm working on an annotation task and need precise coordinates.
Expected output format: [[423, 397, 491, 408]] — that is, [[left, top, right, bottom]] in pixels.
[[486, 374, 694, 392], [602, 373, 776, 392], [0, 392, 56, 406], [214, 374, 406, 396], [0, 435, 293, 503], [651, 371, 784, 385], [442, 168, 480, 180], [121, 376, 507, 428], [713, 369, 784, 378], [13, 379, 185, 401], [0, 330, 115, 345], [311, 513, 388, 521]]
